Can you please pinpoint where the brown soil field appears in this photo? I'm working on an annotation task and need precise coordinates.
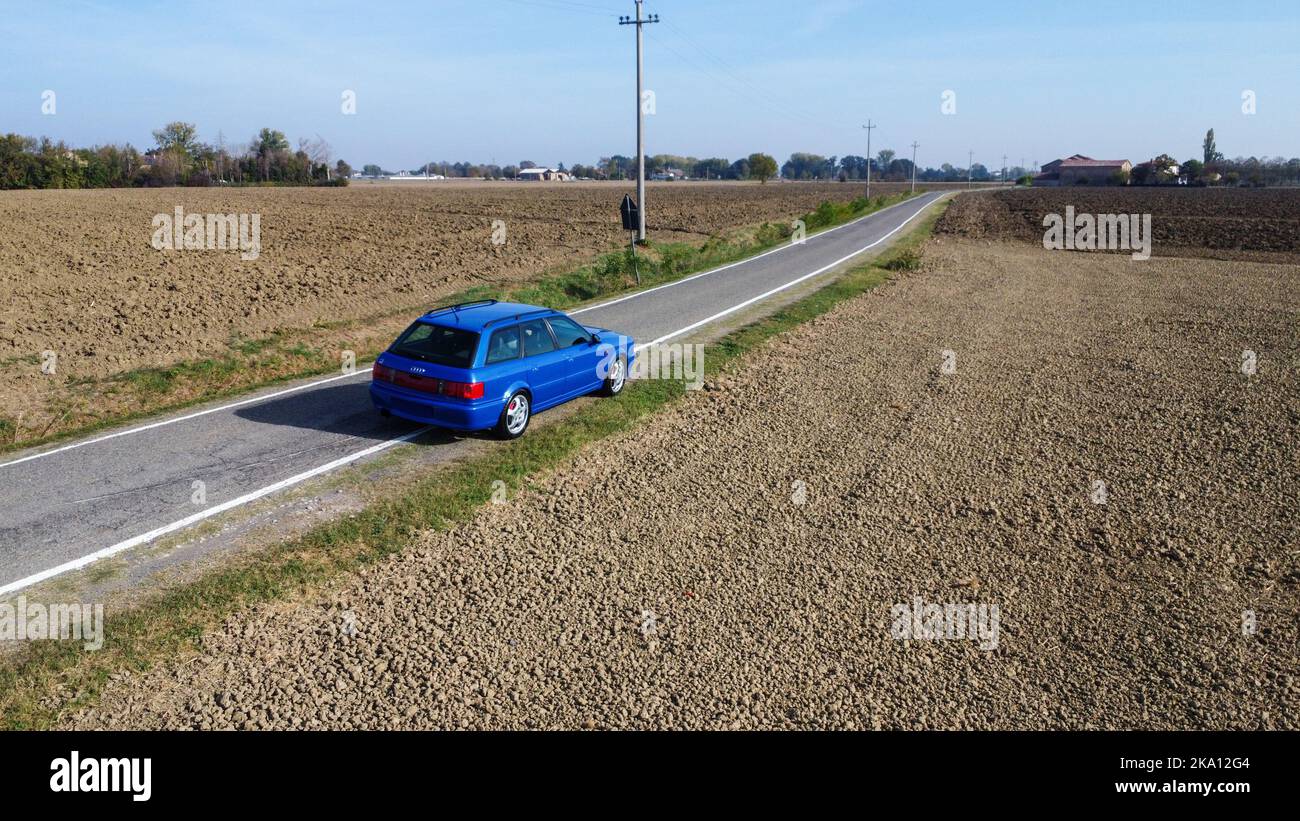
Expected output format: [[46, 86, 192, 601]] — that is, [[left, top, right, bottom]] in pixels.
[[0, 180, 955, 443], [937, 187, 1300, 261], [0, 180, 938, 381], [67, 237, 1299, 730]]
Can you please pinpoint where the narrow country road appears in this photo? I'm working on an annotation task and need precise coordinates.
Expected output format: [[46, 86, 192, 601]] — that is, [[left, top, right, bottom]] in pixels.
[[0, 192, 945, 594]]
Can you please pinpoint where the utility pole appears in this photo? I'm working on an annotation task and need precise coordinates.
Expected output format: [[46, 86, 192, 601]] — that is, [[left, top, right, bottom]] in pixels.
[[1002, 154, 1008, 186], [967, 150, 974, 189], [862, 120, 876, 198], [620, 1, 659, 242], [910, 141, 919, 194]]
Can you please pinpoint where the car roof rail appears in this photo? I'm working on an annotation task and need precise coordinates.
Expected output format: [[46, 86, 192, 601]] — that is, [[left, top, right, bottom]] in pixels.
[[424, 299, 498, 317], [482, 307, 556, 329]]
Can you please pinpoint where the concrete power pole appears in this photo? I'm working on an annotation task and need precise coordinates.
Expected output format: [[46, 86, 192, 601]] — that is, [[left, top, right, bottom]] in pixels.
[[967, 150, 974, 189], [910, 141, 919, 194], [620, 1, 659, 242], [1002, 154, 1008, 186], [862, 120, 876, 198]]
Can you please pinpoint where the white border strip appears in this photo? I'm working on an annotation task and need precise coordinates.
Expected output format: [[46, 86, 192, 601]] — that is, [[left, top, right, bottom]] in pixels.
[[0, 368, 373, 470], [0, 425, 431, 597]]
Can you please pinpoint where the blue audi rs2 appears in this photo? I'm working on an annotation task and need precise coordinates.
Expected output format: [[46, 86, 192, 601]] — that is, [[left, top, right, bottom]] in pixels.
[[369, 300, 636, 439]]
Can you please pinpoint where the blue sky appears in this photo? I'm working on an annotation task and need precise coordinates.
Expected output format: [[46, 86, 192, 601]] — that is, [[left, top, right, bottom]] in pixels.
[[1, 0, 1297, 171]]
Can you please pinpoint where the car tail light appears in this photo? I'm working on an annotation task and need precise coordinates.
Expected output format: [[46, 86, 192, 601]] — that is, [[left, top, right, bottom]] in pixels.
[[372, 362, 395, 382], [384, 368, 483, 400], [442, 380, 485, 400]]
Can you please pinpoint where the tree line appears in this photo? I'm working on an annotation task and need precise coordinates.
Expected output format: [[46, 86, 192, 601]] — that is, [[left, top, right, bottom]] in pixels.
[[0, 122, 352, 190], [361, 151, 1013, 183], [1122, 130, 1300, 187]]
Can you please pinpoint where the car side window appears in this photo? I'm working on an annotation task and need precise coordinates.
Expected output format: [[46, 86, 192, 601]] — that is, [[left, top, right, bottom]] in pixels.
[[547, 316, 591, 348], [519, 319, 557, 357], [485, 326, 521, 364]]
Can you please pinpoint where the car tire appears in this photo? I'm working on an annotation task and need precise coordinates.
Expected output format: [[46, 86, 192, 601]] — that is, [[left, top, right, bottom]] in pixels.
[[495, 390, 531, 439], [599, 355, 627, 397]]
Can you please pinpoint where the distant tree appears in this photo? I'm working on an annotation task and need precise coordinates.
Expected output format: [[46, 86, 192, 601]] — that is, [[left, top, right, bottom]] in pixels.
[[1152, 154, 1178, 181], [693, 157, 730, 179], [876, 149, 895, 173], [887, 158, 913, 180], [728, 157, 750, 180], [839, 155, 868, 180], [152, 121, 199, 156], [781, 152, 830, 180], [747, 152, 777, 183], [1181, 158, 1203, 182], [1203, 129, 1223, 166], [253, 128, 289, 156], [519, 160, 537, 169], [335, 159, 353, 178], [362, 164, 383, 177]]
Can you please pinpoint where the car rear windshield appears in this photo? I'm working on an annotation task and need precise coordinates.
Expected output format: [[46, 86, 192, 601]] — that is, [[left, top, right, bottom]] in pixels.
[[390, 321, 479, 368]]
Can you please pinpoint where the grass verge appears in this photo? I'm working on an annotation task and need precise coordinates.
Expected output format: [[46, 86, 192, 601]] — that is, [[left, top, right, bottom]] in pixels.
[[0, 200, 946, 730], [0, 192, 922, 457]]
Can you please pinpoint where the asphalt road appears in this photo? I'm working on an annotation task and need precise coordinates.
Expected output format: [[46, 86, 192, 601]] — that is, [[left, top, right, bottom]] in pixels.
[[0, 191, 945, 595]]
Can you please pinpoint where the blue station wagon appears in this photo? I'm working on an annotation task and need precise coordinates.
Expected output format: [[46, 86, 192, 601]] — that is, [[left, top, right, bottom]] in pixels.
[[370, 300, 636, 439]]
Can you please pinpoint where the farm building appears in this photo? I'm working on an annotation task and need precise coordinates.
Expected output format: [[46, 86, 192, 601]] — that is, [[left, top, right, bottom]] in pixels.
[[1034, 155, 1132, 186], [517, 167, 572, 181]]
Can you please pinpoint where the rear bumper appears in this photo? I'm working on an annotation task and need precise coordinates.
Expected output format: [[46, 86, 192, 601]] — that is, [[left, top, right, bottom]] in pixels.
[[370, 381, 500, 431]]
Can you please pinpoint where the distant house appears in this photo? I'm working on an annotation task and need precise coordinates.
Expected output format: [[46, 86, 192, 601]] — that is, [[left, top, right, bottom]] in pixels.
[[651, 167, 686, 181], [1034, 154, 1132, 186], [518, 167, 572, 182], [1133, 158, 1181, 185]]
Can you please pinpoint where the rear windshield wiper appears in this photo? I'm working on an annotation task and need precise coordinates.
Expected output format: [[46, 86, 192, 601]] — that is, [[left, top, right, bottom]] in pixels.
[[393, 347, 435, 363]]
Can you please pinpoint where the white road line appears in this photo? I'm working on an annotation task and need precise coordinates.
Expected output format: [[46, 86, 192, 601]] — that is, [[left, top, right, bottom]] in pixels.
[[0, 425, 431, 597], [0, 194, 932, 471], [0, 367, 373, 470], [571, 192, 934, 316], [0, 193, 941, 598], [635, 195, 940, 350]]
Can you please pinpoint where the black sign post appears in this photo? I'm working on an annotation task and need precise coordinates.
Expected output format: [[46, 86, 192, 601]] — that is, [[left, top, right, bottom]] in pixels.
[[620, 194, 641, 284]]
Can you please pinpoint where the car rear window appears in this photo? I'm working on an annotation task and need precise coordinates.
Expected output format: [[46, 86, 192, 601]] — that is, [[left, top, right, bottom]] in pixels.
[[390, 321, 479, 368]]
